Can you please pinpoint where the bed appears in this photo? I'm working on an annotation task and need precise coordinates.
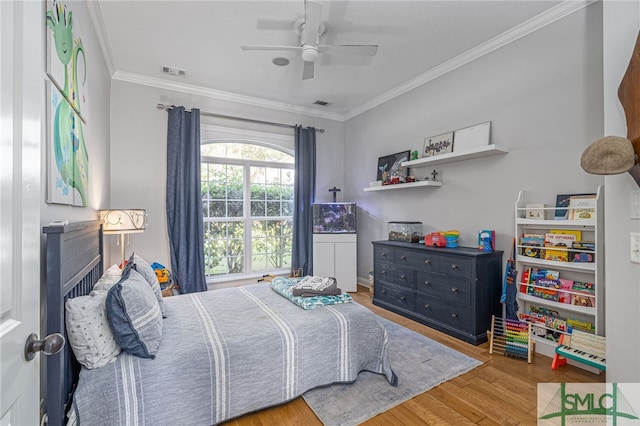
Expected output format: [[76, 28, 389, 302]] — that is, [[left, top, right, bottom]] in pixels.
[[43, 220, 396, 425]]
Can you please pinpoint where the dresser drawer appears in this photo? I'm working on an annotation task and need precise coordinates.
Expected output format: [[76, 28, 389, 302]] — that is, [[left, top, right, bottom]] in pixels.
[[394, 248, 439, 272], [374, 245, 394, 263], [438, 255, 472, 279], [375, 262, 415, 289], [415, 293, 471, 331], [415, 272, 471, 306], [375, 283, 414, 311]]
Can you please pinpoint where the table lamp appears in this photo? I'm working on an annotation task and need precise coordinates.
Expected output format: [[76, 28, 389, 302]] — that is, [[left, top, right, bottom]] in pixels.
[[99, 209, 147, 267]]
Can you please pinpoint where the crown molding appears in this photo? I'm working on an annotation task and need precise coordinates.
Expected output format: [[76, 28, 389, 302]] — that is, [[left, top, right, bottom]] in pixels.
[[343, 0, 595, 120], [113, 71, 345, 122], [86, 1, 115, 76], [100, 0, 592, 123]]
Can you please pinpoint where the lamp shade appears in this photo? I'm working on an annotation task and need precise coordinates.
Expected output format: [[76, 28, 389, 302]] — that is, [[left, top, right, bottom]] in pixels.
[[100, 209, 147, 234]]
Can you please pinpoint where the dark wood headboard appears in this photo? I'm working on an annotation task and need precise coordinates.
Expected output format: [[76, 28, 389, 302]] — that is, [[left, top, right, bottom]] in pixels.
[[43, 220, 103, 426]]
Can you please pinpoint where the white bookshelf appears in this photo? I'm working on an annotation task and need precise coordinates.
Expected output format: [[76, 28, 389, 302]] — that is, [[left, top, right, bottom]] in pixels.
[[513, 186, 604, 368]]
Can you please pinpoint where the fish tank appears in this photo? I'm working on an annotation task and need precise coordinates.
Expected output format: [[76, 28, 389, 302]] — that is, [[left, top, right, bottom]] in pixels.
[[313, 203, 357, 234]]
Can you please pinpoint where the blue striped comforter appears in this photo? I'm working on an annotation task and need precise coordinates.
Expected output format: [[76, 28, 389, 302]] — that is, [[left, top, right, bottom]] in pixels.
[[72, 283, 396, 425]]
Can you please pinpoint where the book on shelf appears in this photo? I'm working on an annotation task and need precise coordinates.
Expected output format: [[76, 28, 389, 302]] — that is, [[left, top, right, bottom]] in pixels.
[[531, 278, 560, 301], [569, 194, 597, 221], [525, 204, 545, 219], [519, 268, 530, 293], [570, 241, 595, 263], [571, 281, 595, 307], [558, 278, 573, 304], [520, 236, 544, 258], [521, 305, 567, 341], [525, 267, 560, 296], [554, 193, 596, 220], [567, 318, 595, 334], [544, 232, 577, 262]]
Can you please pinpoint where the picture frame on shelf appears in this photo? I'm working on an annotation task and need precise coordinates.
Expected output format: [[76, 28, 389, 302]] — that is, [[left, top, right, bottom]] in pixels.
[[554, 193, 596, 220], [452, 121, 491, 153], [525, 204, 545, 220], [422, 132, 453, 158], [376, 150, 410, 184]]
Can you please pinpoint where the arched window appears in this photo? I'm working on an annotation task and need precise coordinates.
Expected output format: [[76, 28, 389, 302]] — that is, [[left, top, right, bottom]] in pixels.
[[201, 138, 294, 281]]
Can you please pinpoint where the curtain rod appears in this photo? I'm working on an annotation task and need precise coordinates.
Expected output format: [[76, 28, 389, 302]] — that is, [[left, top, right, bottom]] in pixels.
[[156, 103, 324, 133]]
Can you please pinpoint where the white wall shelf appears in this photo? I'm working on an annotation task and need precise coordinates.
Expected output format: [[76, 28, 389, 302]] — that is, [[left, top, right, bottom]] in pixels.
[[402, 144, 509, 168], [363, 180, 442, 192]]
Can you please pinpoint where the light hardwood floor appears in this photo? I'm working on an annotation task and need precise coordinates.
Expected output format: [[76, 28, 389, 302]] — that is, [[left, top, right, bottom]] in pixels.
[[223, 286, 605, 426]]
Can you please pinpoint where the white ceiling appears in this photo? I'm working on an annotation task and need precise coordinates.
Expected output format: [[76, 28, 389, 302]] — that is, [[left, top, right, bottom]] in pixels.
[[91, 0, 587, 120]]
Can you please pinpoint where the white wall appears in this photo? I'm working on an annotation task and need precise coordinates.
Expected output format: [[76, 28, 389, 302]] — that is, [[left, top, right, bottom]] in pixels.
[[345, 3, 604, 281], [108, 80, 345, 268], [602, 0, 640, 383]]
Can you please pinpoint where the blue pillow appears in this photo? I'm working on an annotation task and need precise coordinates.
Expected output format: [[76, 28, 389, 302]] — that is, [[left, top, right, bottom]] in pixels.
[[132, 254, 166, 317], [106, 268, 163, 359]]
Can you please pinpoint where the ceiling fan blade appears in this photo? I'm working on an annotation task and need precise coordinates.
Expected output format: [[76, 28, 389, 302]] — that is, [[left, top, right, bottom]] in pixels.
[[302, 0, 323, 46], [241, 45, 302, 52], [318, 44, 378, 56], [302, 61, 314, 80]]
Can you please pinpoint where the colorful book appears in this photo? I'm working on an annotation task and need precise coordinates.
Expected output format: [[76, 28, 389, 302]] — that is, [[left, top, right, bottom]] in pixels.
[[558, 278, 573, 304], [520, 236, 543, 258], [554, 193, 595, 220], [531, 278, 560, 301], [544, 233, 577, 262], [527, 268, 560, 295], [569, 195, 597, 221], [571, 281, 595, 307]]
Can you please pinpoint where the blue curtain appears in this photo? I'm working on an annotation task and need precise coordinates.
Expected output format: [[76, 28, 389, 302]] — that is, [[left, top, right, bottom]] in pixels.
[[166, 107, 207, 293], [292, 126, 316, 276]]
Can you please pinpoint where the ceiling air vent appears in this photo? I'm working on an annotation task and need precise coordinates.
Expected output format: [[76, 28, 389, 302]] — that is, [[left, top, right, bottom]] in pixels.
[[161, 66, 187, 77], [313, 100, 330, 107]]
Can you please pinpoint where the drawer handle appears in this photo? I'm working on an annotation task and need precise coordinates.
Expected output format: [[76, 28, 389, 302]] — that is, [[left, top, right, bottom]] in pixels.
[[400, 296, 406, 302], [423, 281, 432, 287], [424, 259, 431, 265], [400, 255, 407, 261], [382, 253, 387, 257], [400, 274, 406, 280], [451, 313, 459, 319], [424, 304, 431, 310], [451, 287, 458, 293], [451, 264, 459, 270], [381, 270, 386, 275], [381, 289, 387, 295]]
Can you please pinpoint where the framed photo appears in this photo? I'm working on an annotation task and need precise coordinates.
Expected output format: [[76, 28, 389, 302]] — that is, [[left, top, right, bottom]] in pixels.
[[46, 81, 89, 207], [453, 121, 491, 153], [423, 132, 453, 158], [46, 0, 89, 123], [377, 151, 410, 183]]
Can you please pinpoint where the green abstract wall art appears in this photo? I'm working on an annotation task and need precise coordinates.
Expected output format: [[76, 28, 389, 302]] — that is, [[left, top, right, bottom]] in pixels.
[[45, 0, 89, 206]]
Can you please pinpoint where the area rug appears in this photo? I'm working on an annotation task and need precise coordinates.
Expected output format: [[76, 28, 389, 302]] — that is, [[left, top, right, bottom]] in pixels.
[[302, 317, 482, 425]]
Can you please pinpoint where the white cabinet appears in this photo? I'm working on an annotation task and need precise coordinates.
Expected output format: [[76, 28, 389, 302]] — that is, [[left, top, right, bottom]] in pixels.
[[313, 234, 357, 292], [514, 186, 604, 367]]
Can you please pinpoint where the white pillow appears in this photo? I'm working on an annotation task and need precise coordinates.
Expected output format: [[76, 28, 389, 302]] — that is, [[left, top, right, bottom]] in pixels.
[[65, 290, 121, 369], [93, 264, 122, 292]]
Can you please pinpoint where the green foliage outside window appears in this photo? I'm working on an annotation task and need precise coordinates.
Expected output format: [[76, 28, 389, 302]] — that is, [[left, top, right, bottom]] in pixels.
[[201, 142, 294, 278]]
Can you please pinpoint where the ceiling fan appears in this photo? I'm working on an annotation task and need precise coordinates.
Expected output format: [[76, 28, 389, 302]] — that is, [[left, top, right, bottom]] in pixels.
[[240, 0, 378, 80]]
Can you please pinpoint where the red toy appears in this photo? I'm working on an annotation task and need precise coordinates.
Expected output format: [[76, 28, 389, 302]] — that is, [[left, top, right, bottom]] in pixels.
[[425, 232, 446, 247]]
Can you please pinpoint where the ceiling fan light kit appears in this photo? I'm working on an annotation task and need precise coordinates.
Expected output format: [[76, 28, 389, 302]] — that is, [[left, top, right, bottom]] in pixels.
[[241, 0, 378, 80]]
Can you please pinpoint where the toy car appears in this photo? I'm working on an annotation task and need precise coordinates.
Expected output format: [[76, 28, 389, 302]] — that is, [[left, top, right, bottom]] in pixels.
[[425, 232, 446, 247]]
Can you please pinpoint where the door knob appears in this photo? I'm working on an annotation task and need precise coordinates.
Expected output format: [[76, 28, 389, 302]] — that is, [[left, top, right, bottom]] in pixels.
[[24, 333, 65, 361]]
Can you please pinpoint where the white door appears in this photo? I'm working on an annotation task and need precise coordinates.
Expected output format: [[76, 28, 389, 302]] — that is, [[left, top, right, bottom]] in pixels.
[[0, 1, 43, 425]]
